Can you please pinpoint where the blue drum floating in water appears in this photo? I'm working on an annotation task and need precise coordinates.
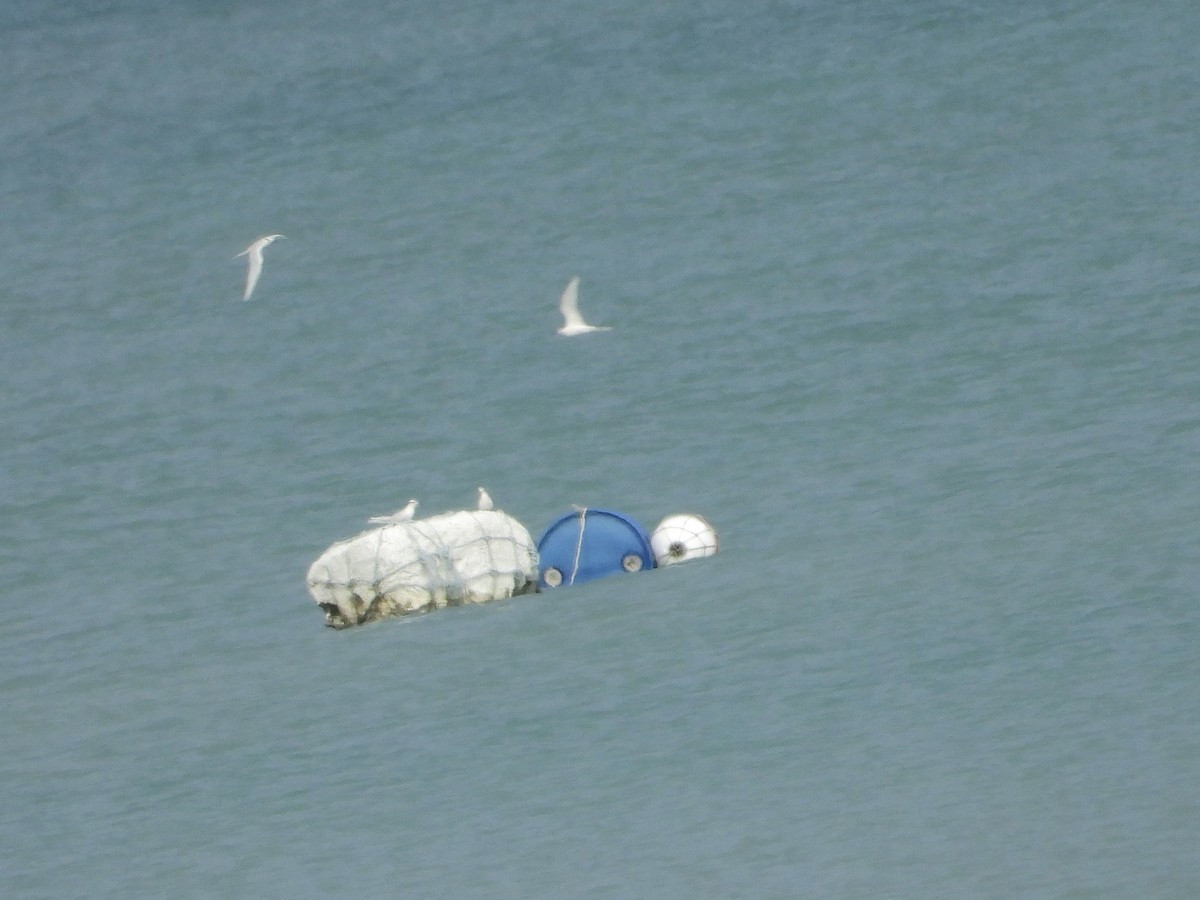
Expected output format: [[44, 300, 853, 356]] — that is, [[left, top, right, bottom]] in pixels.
[[537, 507, 654, 588]]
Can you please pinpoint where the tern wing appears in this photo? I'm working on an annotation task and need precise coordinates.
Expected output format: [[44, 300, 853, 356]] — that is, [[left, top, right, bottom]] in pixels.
[[242, 248, 264, 301], [558, 276, 587, 328]]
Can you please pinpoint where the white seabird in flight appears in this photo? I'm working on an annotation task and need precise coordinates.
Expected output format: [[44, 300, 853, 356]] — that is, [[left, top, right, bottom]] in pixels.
[[556, 276, 611, 336], [235, 234, 285, 301], [368, 498, 418, 525]]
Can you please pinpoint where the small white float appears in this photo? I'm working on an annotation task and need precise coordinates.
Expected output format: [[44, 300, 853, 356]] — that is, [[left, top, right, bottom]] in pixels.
[[650, 513, 720, 567]]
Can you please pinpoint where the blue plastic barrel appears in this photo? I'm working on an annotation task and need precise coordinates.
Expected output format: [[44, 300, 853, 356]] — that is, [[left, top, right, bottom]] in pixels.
[[537, 508, 655, 588]]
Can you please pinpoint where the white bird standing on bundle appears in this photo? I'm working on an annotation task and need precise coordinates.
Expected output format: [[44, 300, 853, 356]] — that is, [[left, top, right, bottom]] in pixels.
[[368, 499, 418, 525], [556, 276, 611, 336], [477, 486, 494, 511], [236, 234, 285, 301]]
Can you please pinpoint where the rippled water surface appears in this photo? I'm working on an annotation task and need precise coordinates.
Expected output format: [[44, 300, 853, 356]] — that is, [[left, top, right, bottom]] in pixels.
[[2, 1, 1198, 896]]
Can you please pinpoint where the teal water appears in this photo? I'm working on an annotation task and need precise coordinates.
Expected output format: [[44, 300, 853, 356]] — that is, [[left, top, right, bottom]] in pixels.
[[3, 0, 1198, 896]]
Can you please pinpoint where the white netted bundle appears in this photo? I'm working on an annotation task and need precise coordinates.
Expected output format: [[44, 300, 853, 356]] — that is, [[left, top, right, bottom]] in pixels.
[[306, 510, 539, 628]]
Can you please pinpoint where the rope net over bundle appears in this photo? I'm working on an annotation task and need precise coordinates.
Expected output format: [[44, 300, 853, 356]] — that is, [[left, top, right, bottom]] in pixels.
[[306, 510, 539, 628]]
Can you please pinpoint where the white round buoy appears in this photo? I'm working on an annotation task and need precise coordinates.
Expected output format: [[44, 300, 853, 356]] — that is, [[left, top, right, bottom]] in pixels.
[[650, 514, 719, 567]]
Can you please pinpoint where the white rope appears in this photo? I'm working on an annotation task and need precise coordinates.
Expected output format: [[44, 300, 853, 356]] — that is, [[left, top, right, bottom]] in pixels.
[[568, 506, 588, 586]]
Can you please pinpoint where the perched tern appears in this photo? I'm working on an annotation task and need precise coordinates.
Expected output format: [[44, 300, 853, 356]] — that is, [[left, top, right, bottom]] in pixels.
[[368, 498, 418, 524], [556, 276, 611, 336], [477, 486, 494, 511], [235, 234, 285, 301]]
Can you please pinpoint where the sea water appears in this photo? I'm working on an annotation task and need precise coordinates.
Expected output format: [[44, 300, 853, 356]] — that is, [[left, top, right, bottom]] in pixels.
[[2, 0, 1198, 896]]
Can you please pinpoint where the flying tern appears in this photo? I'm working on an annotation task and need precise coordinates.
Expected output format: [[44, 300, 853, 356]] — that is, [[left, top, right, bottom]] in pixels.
[[556, 276, 610, 336], [235, 234, 285, 301]]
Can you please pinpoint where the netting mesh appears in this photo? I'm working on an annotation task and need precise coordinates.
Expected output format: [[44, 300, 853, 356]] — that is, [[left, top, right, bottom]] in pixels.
[[306, 510, 539, 628]]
